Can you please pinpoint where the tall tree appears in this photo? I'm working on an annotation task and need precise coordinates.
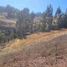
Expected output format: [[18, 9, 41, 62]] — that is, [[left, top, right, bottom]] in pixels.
[[16, 8, 31, 38], [55, 7, 62, 17], [30, 12, 36, 33], [42, 5, 53, 31], [5, 5, 19, 19], [55, 7, 63, 29], [63, 9, 67, 28]]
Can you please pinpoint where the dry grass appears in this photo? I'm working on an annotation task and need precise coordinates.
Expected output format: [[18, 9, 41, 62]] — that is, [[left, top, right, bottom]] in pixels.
[[1, 30, 67, 53], [0, 29, 67, 67]]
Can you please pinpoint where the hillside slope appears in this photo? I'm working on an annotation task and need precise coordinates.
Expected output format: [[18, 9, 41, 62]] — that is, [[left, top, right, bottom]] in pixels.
[[0, 29, 67, 67], [0, 18, 16, 28]]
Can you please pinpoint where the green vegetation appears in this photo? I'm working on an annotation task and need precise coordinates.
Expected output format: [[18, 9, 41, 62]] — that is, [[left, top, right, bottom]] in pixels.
[[0, 5, 67, 42], [0, 32, 5, 43], [0, 4, 67, 67]]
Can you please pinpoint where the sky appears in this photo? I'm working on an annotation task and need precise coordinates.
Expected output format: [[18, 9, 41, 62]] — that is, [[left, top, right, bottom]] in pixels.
[[0, 0, 67, 13]]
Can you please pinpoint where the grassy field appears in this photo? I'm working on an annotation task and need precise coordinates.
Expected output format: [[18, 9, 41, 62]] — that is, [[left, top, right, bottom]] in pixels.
[[0, 29, 67, 67]]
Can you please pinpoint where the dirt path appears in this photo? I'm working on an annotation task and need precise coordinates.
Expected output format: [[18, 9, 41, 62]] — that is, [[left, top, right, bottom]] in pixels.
[[0, 30, 67, 67], [0, 30, 67, 54]]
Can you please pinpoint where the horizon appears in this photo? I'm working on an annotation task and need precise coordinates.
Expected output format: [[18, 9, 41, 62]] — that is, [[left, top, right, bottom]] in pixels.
[[0, 0, 67, 13]]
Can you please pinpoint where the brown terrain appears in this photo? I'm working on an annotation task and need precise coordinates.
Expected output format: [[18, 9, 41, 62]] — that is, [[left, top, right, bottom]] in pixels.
[[0, 29, 67, 67], [0, 18, 16, 28]]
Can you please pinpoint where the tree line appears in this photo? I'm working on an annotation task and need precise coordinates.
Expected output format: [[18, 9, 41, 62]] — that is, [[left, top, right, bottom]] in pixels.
[[0, 5, 67, 42], [16, 5, 67, 38]]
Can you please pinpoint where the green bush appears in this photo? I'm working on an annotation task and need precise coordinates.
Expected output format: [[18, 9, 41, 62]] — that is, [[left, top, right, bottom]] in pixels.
[[0, 32, 5, 43]]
